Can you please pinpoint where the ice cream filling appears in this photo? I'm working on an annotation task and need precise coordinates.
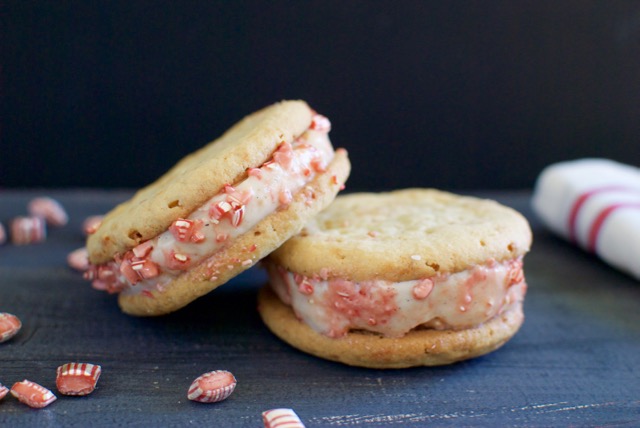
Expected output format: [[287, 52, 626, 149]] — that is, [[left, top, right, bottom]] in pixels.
[[266, 258, 526, 338], [85, 115, 335, 296]]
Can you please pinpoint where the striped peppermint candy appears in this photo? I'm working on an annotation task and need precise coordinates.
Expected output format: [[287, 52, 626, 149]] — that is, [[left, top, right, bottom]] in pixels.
[[0, 312, 21, 343], [56, 362, 102, 396], [187, 370, 236, 403], [27, 197, 68, 227], [11, 380, 57, 408], [262, 408, 306, 428], [10, 216, 47, 245], [0, 383, 8, 401]]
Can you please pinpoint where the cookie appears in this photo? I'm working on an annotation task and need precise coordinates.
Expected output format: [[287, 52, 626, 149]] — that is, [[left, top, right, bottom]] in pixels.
[[85, 100, 351, 316], [259, 189, 531, 368]]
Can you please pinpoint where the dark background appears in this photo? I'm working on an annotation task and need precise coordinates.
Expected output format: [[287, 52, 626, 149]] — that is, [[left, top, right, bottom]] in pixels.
[[2, 1, 640, 192]]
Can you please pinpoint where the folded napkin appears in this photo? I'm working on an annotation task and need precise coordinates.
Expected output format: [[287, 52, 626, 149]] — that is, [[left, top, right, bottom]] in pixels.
[[532, 158, 640, 280]]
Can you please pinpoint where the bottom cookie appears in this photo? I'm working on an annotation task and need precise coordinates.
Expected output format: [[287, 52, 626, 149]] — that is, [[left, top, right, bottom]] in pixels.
[[257, 286, 524, 369]]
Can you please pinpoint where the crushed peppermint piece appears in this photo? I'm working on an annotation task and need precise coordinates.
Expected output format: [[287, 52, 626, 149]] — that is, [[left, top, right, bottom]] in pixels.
[[132, 240, 154, 258], [231, 205, 245, 227], [67, 247, 89, 272], [279, 189, 293, 206], [412, 279, 434, 300], [310, 113, 331, 132], [82, 215, 104, 236], [273, 141, 294, 169], [247, 167, 263, 179]]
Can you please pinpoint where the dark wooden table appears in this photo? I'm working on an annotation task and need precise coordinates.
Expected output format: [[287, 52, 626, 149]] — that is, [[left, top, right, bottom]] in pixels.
[[1, 190, 638, 427]]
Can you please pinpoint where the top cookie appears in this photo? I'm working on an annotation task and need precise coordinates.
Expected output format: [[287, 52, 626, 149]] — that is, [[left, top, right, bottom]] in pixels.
[[269, 188, 532, 281], [88, 100, 312, 264]]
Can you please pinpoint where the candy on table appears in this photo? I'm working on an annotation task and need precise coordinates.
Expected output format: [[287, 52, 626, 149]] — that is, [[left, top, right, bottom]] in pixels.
[[10, 216, 47, 245], [10, 380, 57, 408], [27, 197, 68, 227], [56, 362, 102, 396], [0, 312, 22, 343], [262, 408, 306, 428], [67, 247, 90, 271], [187, 370, 237, 403]]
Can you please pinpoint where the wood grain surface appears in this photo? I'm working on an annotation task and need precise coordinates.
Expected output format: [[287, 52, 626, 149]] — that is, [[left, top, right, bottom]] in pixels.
[[0, 190, 638, 427]]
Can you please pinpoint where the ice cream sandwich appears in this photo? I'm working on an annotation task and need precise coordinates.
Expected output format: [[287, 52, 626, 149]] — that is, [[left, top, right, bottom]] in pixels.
[[85, 100, 350, 316], [259, 189, 531, 368]]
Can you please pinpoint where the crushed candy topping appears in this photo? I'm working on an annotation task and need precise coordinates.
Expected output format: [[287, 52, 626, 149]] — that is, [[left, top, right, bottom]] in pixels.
[[268, 258, 526, 338]]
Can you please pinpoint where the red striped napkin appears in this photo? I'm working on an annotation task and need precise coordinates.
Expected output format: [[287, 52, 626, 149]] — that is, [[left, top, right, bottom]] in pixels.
[[532, 159, 640, 280]]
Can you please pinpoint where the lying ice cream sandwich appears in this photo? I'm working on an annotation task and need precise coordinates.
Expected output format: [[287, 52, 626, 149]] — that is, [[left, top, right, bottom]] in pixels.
[[259, 189, 531, 368], [85, 100, 350, 316]]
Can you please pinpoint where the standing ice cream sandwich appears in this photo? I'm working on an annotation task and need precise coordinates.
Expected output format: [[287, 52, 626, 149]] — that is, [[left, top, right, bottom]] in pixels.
[[85, 100, 350, 316], [259, 189, 531, 368]]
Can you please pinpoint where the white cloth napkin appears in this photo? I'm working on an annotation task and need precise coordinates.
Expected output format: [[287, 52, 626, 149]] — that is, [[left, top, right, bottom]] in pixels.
[[532, 158, 640, 280]]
